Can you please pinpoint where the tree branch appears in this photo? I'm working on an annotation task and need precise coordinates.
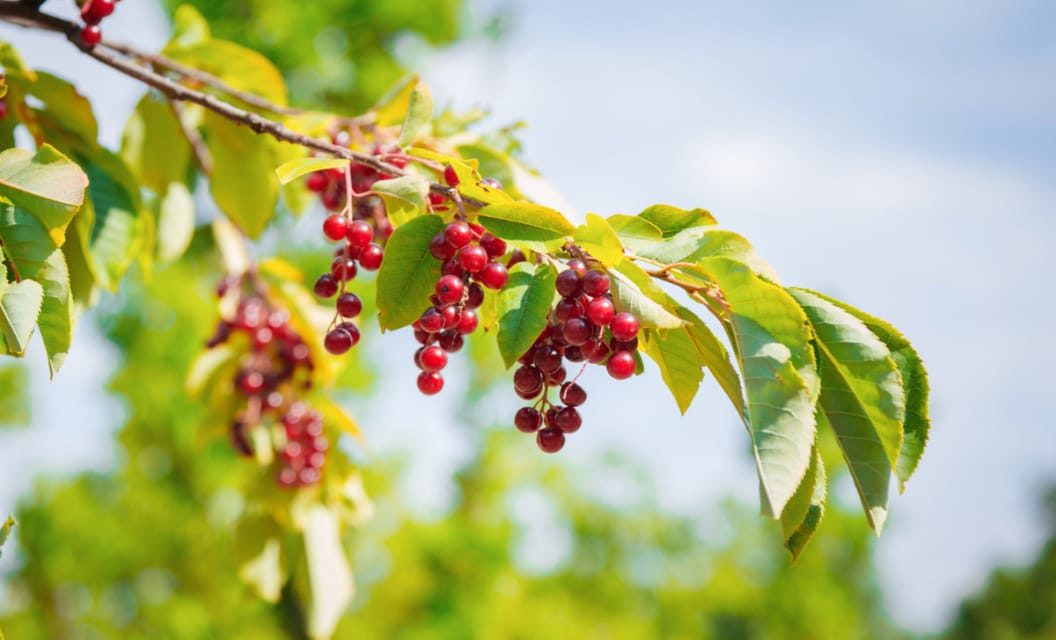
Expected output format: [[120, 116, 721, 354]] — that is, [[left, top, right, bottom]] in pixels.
[[167, 99, 213, 175], [0, 2, 479, 205]]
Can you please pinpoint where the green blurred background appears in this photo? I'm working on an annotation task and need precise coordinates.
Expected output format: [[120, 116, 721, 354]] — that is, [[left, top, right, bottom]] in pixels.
[[1, 1, 1055, 638]]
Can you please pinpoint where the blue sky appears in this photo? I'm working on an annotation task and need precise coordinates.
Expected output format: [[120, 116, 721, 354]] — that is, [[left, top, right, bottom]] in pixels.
[[2, 0, 1055, 633]]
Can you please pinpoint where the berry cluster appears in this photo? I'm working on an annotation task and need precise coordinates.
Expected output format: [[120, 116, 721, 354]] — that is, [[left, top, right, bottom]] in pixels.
[[411, 219, 510, 395], [78, 0, 120, 47], [511, 259, 640, 453], [208, 277, 329, 488]]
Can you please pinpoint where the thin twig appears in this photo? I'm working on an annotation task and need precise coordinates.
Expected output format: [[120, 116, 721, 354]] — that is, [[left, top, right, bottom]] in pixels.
[[167, 98, 213, 175], [0, 236, 23, 282]]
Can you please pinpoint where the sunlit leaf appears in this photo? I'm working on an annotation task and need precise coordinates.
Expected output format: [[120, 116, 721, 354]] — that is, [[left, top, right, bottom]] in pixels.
[[780, 442, 826, 561], [376, 214, 443, 331], [397, 81, 433, 147], [203, 111, 278, 238], [496, 262, 556, 369], [573, 213, 624, 267], [275, 157, 348, 185], [0, 145, 88, 243], [156, 183, 195, 263]]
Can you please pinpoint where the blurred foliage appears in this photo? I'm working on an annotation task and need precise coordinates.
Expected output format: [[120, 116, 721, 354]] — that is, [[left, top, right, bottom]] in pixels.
[[943, 487, 1056, 640], [0, 362, 30, 427], [159, 0, 472, 111]]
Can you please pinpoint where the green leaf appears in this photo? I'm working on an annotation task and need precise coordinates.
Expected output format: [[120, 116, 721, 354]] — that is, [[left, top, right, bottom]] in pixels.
[[274, 157, 348, 185], [637, 204, 716, 236], [376, 214, 444, 331], [476, 201, 574, 246], [370, 75, 419, 126], [167, 4, 211, 48], [0, 278, 43, 356], [573, 214, 624, 267], [235, 514, 286, 603], [0, 516, 12, 559], [0, 145, 88, 243], [609, 259, 683, 330], [296, 504, 355, 640], [398, 81, 433, 147], [408, 148, 513, 207], [186, 343, 240, 397], [203, 111, 278, 238], [807, 290, 931, 489], [121, 94, 192, 194], [169, 40, 288, 107], [633, 228, 779, 282], [455, 142, 523, 199], [0, 203, 70, 372], [20, 72, 99, 150], [373, 174, 429, 209], [156, 183, 195, 263], [640, 326, 704, 414], [675, 305, 746, 420], [0, 362, 30, 426], [608, 214, 663, 254], [693, 257, 818, 518], [83, 161, 140, 290], [780, 442, 826, 561], [496, 262, 557, 369]]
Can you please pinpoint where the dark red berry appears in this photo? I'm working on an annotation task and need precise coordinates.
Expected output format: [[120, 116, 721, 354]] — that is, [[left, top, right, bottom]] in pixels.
[[515, 407, 542, 433], [253, 327, 274, 350], [324, 327, 355, 354], [444, 221, 473, 248], [582, 270, 611, 296], [533, 346, 563, 373], [359, 244, 384, 270], [438, 330, 464, 352], [419, 307, 445, 333], [606, 350, 636, 379], [555, 407, 582, 433], [465, 283, 485, 309], [428, 192, 447, 207], [429, 232, 456, 260], [81, 0, 115, 25], [566, 259, 588, 276], [479, 262, 508, 290], [239, 371, 265, 395], [546, 366, 567, 385], [313, 274, 339, 298], [554, 297, 584, 322], [586, 296, 615, 326], [306, 172, 328, 192], [331, 257, 358, 281], [479, 233, 507, 258], [560, 382, 587, 407], [443, 165, 460, 187], [583, 339, 608, 364], [564, 346, 585, 362], [346, 220, 374, 249], [435, 274, 465, 305], [458, 245, 488, 273], [418, 345, 447, 372], [441, 305, 462, 329], [417, 371, 444, 395], [537, 428, 565, 453], [336, 293, 362, 318], [507, 249, 527, 268], [513, 365, 544, 393], [323, 214, 349, 241], [81, 25, 102, 47], [610, 312, 640, 342], [555, 269, 582, 297], [612, 337, 639, 352], [562, 318, 592, 346]]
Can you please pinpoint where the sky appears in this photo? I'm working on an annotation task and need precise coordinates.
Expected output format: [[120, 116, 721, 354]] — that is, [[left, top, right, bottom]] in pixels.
[[2, 0, 1056, 633]]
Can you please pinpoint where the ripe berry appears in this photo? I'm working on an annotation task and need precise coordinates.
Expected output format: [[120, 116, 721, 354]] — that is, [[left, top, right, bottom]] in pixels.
[[546, 367, 567, 385], [555, 269, 582, 297], [584, 339, 609, 364], [465, 283, 485, 309], [439, 331, 464, 353], [555, 407, 582, 433], [586, 296, 615, 326], [429, 233, 456, 260], [346, 220, 374, 249], [417, 371, 444, 395], [323, 214, 349, 241], [533, 346, 563, 373], [566, 259, 588, 276], [419, 307, 445, 333], [560, 382, 587, 407], [515, 407, 542, 433], [562, 318, 592, 346], [582, 270, 611, 296], [306, 172, 328, 192], [313, 274, 339, 298], [537, 428, 565, 453], [458, 245, 488, 273], [456, 309, 479, 334], [507, 249, 527, 267], [441, 305, 462, 329], [513, 365, 544, 394], [479, 233, 507, 258], [81, 0, 115, 25], [606, 350, 636, 380], [253, 327, 273, 350], [610, 312, 640, 342], [479, 262, 508, 290], [443, 165, 460, 187], [324, 327, 355, 354], [239, 371, 265, 395], [81, 25, 103, 47], [418, 345, 448, 372], [435, 275, 465, 305], [428, 192, 448, 207], [359, 244, 384, 270], [336, 293, 362, 318], [331, 257, 358, 281], [444, 221, 473, 248], [554, 297, 584, 322]]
